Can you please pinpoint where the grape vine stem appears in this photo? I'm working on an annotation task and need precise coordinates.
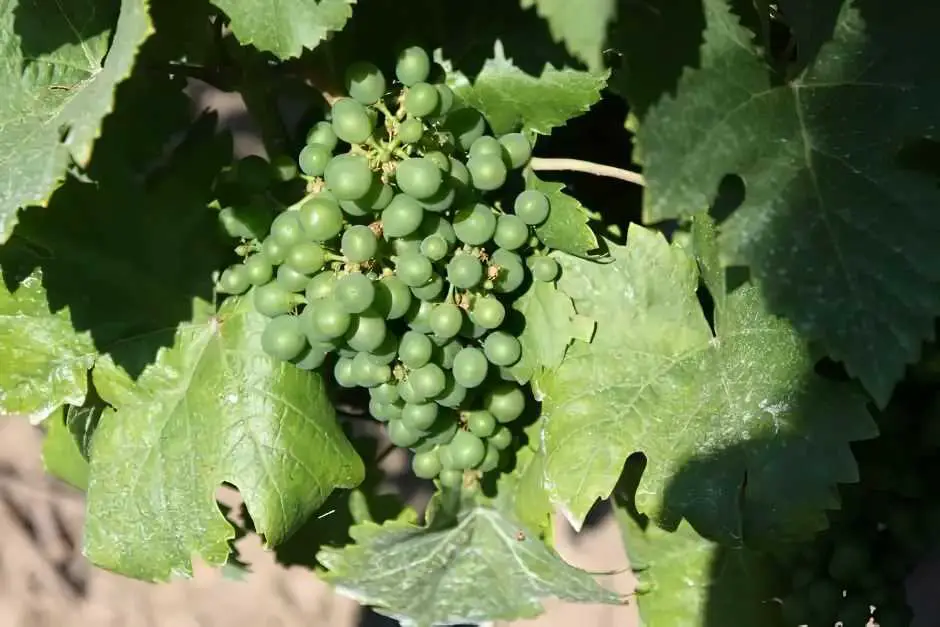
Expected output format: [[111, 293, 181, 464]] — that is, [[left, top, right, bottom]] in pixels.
[[529, 157, 645, 186]]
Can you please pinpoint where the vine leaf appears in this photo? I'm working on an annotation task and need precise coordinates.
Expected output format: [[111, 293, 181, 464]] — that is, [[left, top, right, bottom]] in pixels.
[[510, 278, 594, 384], [209, 0, 355, 59], [83, 294, 365, 581], [539, 221, 876, 541], [520, 0, 616, 71], [525, 171, 600, 257], [42, 407, 90, 491], [318, 501, 619, 627], [637, 0, 940, 407], [0, 272, 96, 422], [454, 41, 608, 136], [0, 0, 153, 243]]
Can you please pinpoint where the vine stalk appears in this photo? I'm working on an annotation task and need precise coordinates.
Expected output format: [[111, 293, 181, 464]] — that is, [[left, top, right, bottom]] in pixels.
[[530, 157, 645, 186]]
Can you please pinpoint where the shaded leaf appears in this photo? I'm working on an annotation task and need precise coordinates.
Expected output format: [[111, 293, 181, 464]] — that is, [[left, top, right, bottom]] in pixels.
[[210, 0, 355, 59], [525, 171, 600, 256], [520, 0, 616, 71], [637, 0, 940, 406], [83, 294, 365, 580], [539, 223, 876, 541], [494, 442, 555, 542], [319, 502, 620, 627], [0, 0, 153, 242], [42, 406, 90, 491]]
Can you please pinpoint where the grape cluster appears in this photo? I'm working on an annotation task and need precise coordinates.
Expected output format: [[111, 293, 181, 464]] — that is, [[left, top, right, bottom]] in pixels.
[[216, 46, 559, 488]]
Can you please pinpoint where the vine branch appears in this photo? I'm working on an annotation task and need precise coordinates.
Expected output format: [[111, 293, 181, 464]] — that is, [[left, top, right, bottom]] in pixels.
[[530, 157, 645, 186]]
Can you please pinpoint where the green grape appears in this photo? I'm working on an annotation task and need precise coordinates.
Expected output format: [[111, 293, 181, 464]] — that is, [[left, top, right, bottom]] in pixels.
[[405, 299, 435, 333], [828, 540, 870, 582], [484, 331, 521, 366], [312, 300, 353, 338], [330, 98, 374, 144], [270, 211, 305, 247], [467, 154, 507, 191], [402, 402, 439, 431], [345, 61, 386, 105], [399, 330, 433, 368], [430, 303, 463, 340], [395, 46, 431, 86], [493, 215, 530, 250], [335, 273, 376, 314], [411, 363, 446, 398], [439, 468, 463, 489], [449, 156, 470, 186], [418, 184, 456, 213], [424, 150, 450, 172], [371, 382, 400, 404], [285, 241, 326, 275], [422, 213, 457, 246], [382, 194, 425, 237], [396, 157, 443, 200], [341, 225, 378, 263], [395, 252, 434, 287], [419, 414, 459, 448], [260, 237, 287, 264], [439, 339, 463, 369], [436, 377, 467, 408], [404, 82, 439, 118], [492, 249, 526, 293], [298, 196, 344, 241], [354, 352, 391, 387], [466, 410, 496, 438], [398, 377, 426, 404], [499, 133, 532, 169], [453, 203, 497, 245], [374, 275, 413, 320], [305, 272, 336, 302], [452, 347, 488, 388], [489, 425, 512, 450], [306, 121, 338, 151], [411, 273, 445, 301], [298, 143, 332, 177], [398, 118, 424, 144], [294, 345, 329, 370], [806, 579, 841, 625], [478, 443, 501, 472], [324, 154, 375, 201], [218, 201, 274, 240], [271, 154, 299, 181], [420, 234, 449, 261], [333, 357, 357, 388], [514, 189, 550, 225], [242, 255, 273, 286], [412, 450, 443, 479], [485, 382, 525, 423], [459, 320, 488, 341], [392, 232, 423, 256], [445, 108, 486, 152], [276, 264, 310, 292], [446, 253, 484, 289], [346, 312, 387, 352], [528, 256, 559, 282], [388, 419, 423, 447], [261, 315, 307, 361], [368, 333, 399, 365], [433, 84, 455, 117], [470, 296, 505, 329], [218, 265, 251, 294], [469, 136, 502, 160], [234, 155, 273, 192], [254, 281, 300, 316], [369, 399, 397, 422], [450, 431, 486, 469], [370, 183, 395, 211]]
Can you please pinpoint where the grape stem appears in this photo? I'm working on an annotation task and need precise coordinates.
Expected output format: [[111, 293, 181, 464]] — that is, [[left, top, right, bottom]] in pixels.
[[529, 157, 646, 186]]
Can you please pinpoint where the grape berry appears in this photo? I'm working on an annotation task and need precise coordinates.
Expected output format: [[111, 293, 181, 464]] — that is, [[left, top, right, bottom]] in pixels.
[[215, 47, 556, 489]]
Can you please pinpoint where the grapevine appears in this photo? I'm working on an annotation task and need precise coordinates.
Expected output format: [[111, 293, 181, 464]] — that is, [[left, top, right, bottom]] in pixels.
[[216, 47, 554, 490]]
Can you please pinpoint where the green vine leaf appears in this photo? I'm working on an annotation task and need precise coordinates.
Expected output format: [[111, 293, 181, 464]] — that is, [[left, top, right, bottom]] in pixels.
[[83, 294, 365, 581], [42, 406, 91, 491], [0, 272, 96, 422], [520, 0, 616, 71], [0, 0, 153, 243], [637, 0, 940, 407], [318, 502, 619, 627], [454, 42, 608, 136], [539, 222, 876, 541], [209, 0, 355, 59], [510, 278, 594, 384], [525, 171, 600, 256]]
